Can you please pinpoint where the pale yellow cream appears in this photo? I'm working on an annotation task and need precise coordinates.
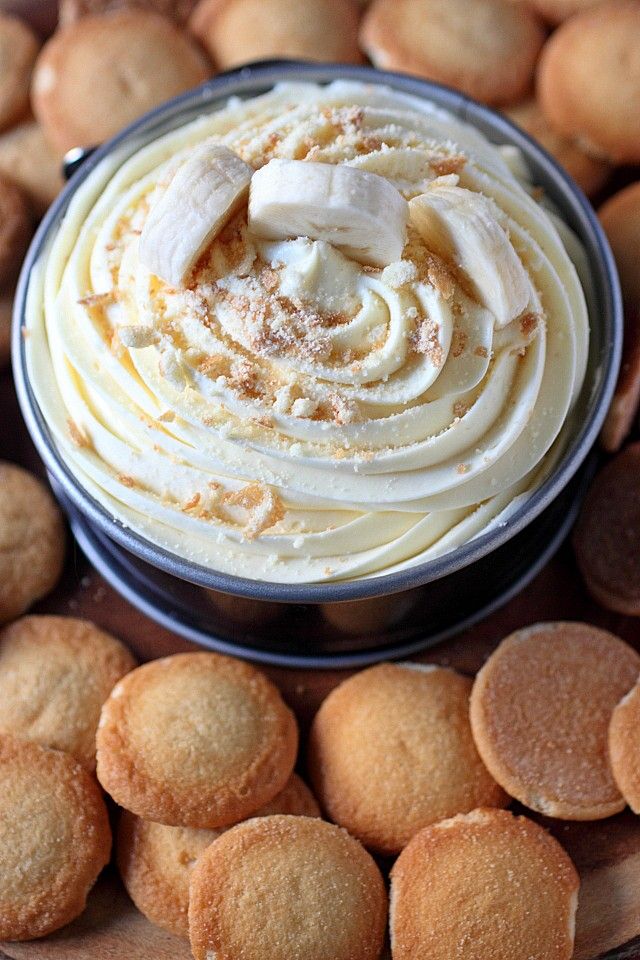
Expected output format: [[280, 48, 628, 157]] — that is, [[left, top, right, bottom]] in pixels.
[[25, 81, 590, 583]]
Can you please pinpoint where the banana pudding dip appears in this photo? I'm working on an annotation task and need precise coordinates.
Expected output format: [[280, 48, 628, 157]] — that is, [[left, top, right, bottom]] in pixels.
[[25, 81, 589, 583]]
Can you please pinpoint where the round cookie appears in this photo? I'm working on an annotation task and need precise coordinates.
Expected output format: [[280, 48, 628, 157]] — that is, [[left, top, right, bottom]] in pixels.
[[188, 815, 387, 960], [360, 0, 545, 106], [600, 306, 640, 452], [0, 734, 111, 941], [573, 445, 640, 614], [470, 622, 640, 819], [96, 651, 298, 828], [0, 176, 31, 288], [190, 0, 363, 70], [118, 773, 320, 937], [0, 462, 65, 625], [0, 615, 136, 771], [537, 0, 640, 164], [59, 0, 199, 27], [0, 121, 63, 217], [308, 663, 508, 855], [609, 682, 640, 813], [0, 14, 39, 133], [31, 10, 212, 157], [527, 0, 603, 23], [599, 182, 640, 308], [505, 99, 610, 198], [390, 808, 579, 960]]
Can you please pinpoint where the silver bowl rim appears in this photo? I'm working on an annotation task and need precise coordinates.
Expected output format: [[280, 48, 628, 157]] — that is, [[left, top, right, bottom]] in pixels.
[[12, 60, 622, 603]]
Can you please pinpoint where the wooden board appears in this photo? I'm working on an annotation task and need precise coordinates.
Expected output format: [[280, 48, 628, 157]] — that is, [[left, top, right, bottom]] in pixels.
[[2, 371, 640, 960]]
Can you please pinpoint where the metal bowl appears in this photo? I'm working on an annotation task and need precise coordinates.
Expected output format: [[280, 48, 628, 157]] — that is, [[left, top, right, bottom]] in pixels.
[[12, 61, 622, 662]]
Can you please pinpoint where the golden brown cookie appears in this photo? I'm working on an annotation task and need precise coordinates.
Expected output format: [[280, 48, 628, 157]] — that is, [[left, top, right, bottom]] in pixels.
[[0, 734, 111, 941], [0, 120, 63, 217], [0, 14, 38, 132], [0, 284, 13, 368], [537, 0, 640, 164], [117, 773, 320, 937], [601, 307, 640, 452], [0, 462, 65, 625], [0, 175, 31, 288], [308, 663, 508, 855], [573, 445, 640, 614], [0, 615, 136, 771], [59, 0, 198, 27], [505, 99, 610, 198], [599, 182, 640, 308], [31, 10, 212, 157], [526, 0, 604, 23], [320, 594, 415, 635], [360, 0, 545, 106], [189, 0, 363, 70], [609, 682, 640, 813], [470, 622, 640, 819], [188, 815, 387, 960], [390, 808, 579, 960], [96, 651, 298, 828]]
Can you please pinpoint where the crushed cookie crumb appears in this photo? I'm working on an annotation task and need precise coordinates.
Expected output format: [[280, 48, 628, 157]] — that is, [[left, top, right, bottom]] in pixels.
[[456, 463, 470, 475], [474, 345, 489, 358], [182, 492, 201, 511], [453, 400, 469, 418], [412, 317, 443, 366], [223, 482, 285, 540], [329, 394, 358, 425], [451, 328, 468, 358], [77, 291, 116, 308], [67, 418, 90, 448], [520, 311, 540, 338], [157, 410, 175, 423], [429, 155, 466, 177], [118, 474, 136, 487]]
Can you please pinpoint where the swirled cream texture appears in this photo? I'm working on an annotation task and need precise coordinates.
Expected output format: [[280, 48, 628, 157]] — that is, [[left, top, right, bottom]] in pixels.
[[26, 81, 590, 583]]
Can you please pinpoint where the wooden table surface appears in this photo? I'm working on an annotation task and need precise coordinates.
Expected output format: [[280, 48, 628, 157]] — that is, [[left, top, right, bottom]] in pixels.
[[2, 365, 640, 960]]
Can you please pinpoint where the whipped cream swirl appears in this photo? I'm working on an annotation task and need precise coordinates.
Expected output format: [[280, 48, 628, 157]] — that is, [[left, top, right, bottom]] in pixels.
[[26, 81, 590, 583]]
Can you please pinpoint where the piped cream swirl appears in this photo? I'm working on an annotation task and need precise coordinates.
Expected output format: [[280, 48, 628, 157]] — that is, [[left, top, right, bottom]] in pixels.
[[25, 81, 589, 583]]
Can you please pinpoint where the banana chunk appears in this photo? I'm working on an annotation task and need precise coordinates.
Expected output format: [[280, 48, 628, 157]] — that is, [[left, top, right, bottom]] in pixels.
[[139, 143, 253, 287], [409, 183, 530, 327], [248, 158, 408, 268]]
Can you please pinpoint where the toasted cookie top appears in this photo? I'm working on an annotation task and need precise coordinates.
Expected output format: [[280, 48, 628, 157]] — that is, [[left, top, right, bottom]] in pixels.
[[0, 462, 65, 625], [0, 734, 111, 941], [188, 815, 387, 960], [573, 444, 640, 613], [96, 651, 298, 828], [470, 622, 640, 819], [308, 662, 507, 855], [190, 0, 363, 69], [609, 682, 640, 813], [390, 808, 579, 960], [505, 98, 610, 198], [117, 773, 320, 938], [360, 0, 545, 105], [0, 615, 136, 770], [537, 0, 640, 164], [31, 9, 212, 156]]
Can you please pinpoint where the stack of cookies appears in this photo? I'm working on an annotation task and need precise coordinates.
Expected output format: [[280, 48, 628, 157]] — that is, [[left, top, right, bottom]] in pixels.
[[4, 596, 640, 957]]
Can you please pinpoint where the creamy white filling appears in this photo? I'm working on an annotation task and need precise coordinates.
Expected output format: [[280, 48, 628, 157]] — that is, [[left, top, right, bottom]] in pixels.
[[25, 81, 590, 583]]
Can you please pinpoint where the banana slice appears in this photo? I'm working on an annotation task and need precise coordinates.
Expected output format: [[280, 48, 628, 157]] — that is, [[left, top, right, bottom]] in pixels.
[[409, 183, 530, 327], [248, 158, 408, 268], [139, 142, 253, 288]]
